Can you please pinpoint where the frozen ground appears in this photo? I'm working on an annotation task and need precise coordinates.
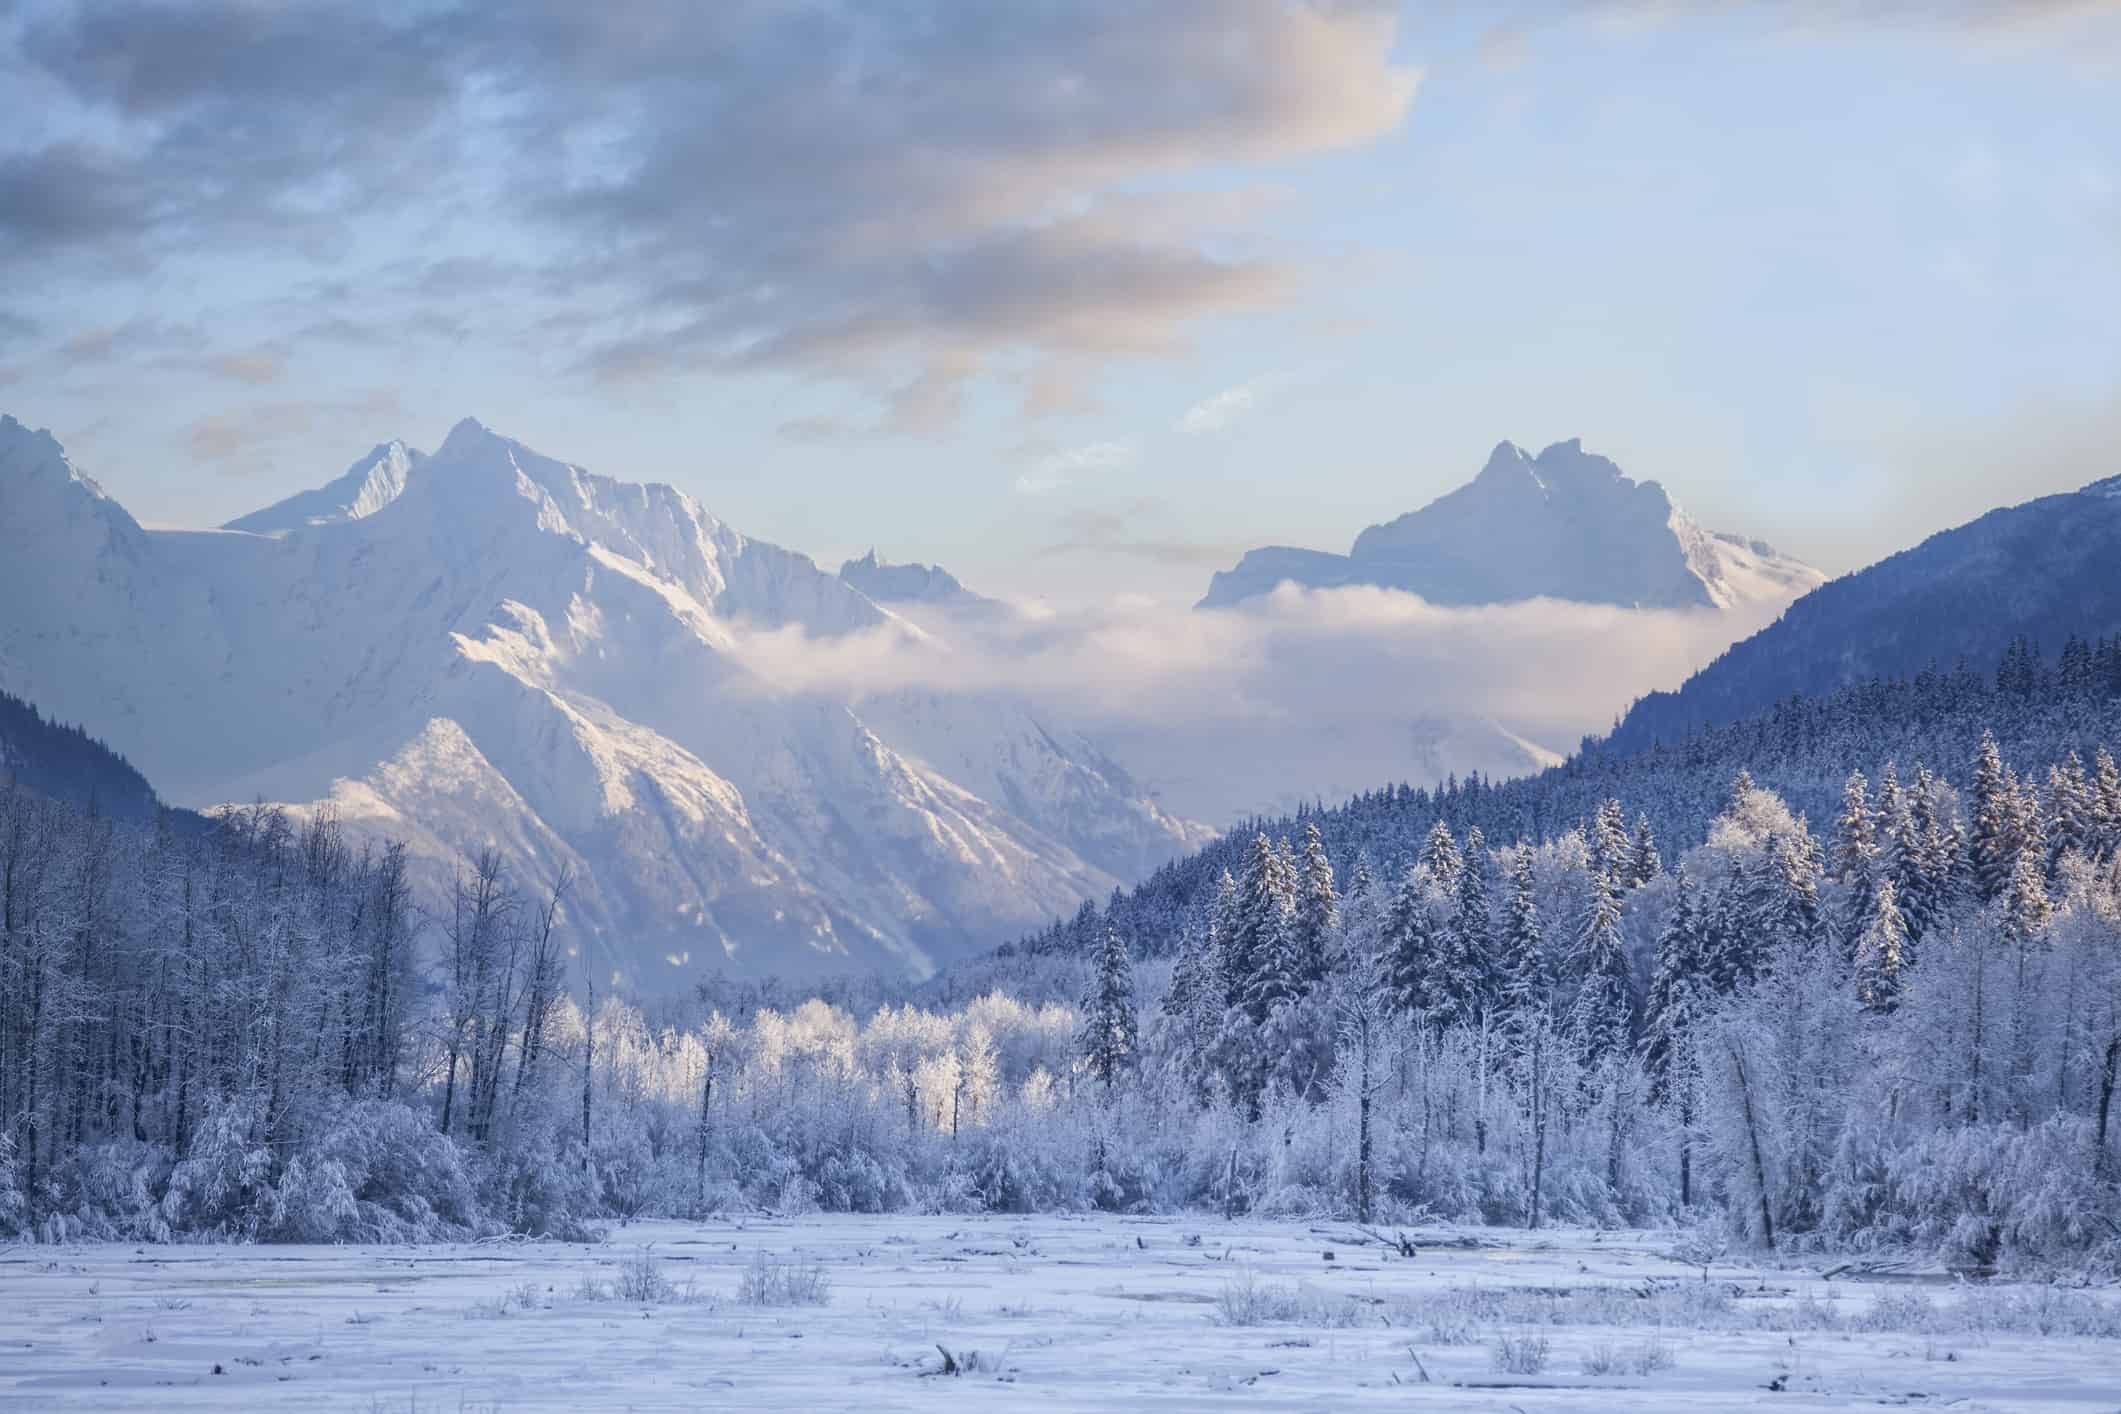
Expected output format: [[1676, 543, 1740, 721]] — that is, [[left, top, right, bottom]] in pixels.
[[2, 1215, 2117, 1411]]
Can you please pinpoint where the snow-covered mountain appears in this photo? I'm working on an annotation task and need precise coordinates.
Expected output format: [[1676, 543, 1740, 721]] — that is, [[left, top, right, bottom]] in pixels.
[[0, 413, 1205, 987], [1199, 438, 1823, 611], [838, 550, 1002, 617]]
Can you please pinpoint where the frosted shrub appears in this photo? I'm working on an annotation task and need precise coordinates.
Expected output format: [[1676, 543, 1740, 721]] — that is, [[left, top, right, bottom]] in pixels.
[[159, 1095, 273, 1240], [1490, 1331, 1550, 1375], [815, 1148, 912, 1213], [1391, 1281, 1737, 1338], [615, 1246, 676, 1304], [1950, 1285, 2121, 1338], [736, 1251, 831, 1307], [62, 1138, 171, 1240], [485, 1124, 601, 1242], [1215, 1271, 1367, 1328], [1853, 1289, 1935, 1332], [275, 1098, 483, 1243], [265, 1155, 362, 1242]]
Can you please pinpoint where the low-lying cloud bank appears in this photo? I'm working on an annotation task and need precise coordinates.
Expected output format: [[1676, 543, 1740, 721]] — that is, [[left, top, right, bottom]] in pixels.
[[733, 584, 1791, 825]]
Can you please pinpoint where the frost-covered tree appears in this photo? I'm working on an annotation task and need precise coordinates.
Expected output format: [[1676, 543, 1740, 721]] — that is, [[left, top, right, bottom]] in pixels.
[[1831, 770, 1881, 958], [1568, 866, 1632, 1063], [1291, 823, 1339, 986], [1853, 878, 1909, 1013], [1630, 813, 1664, 888], [1642, 874, 1710, 1203]]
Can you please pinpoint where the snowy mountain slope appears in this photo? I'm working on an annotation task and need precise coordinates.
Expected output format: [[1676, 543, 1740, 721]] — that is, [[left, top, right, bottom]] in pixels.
[[1607, 472, 2121, 752], [1198, 438, 1824, 611], [224, 440, 424, 533], [0, 413, 1202, 986]]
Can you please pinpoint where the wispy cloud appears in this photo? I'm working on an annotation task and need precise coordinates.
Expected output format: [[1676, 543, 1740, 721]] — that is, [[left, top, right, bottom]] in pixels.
[[1014, 440, 1137, 496], [1036, 504, 1240, 566], [1179, 379, 1265, 435], [728, 582, 1801, 822]]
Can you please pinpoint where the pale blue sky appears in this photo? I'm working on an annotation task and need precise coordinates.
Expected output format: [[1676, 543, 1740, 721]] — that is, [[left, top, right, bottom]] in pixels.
[[3, 2, 2116, 605]]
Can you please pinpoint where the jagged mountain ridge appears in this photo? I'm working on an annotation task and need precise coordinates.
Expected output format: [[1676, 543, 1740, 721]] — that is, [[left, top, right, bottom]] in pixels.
[[1198, 438, 1823, 611], [1607, 474, 2121, 753], [0, 413, 1205, 987], [837, 550, 1002, 615]]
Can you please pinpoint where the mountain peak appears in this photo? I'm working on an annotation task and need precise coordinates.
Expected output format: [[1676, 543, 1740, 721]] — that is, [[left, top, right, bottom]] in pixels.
[[2, 414, 105, 496], [224, 439, 426, 535], [436, 416, 511, 462], [1201, 437, 1823, 612], [839, 549, 1000, 615]]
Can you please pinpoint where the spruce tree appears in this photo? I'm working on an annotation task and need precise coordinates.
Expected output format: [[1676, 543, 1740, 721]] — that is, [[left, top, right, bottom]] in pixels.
[[1291, 823, 1339, 986], [1970, 730, 2016, 904], [1212, 869, 1244, 1010], [1630, 813, 1663, 888], [1418, 820, 1463, 894], [1439, 824, 1498, 1023], [1383, 861, 1440, 1017], [1500, 843, 1549, 1020], [1641, 874, 1709, 1205], [1569, 856, 1632, 1061], [1642, 876, 1708, 1104], [2044, 754, 2093, 875], [1079, 924, 1138, 1092], [2093, 748, 2121, 858], [1853, 878, 1909, 1013], [1229, 835, 1294, 1020], [1589, 798, 1631, 885], [1831, 770, 1880, 959]]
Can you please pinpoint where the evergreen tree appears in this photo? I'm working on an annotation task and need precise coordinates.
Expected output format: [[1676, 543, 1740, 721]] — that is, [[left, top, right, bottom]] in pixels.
[[1228, 835, 1294, 1021], [1853, 878, 1909, 1013], [1500, 843, 1550, 1020], [1383, 861, 1441, 1017], [1431, 824, 1497, 1026], [2044, 754, 2094, 875], [1589, 798, 1631, 885], [1418, 820, 1463, 894], [2093, 748, 2121, 858], [1630, 813, 1663, 888], [1291, 823, 1339, 986], [1345, 849, 1376, 903], [1080, 924, 1138, 1093], [1642, 875, 1709, 1103], [1831, 770, 1880, 959], [2003, 849, 2053, 946], [1768, 823, 1827, 955], [1641, 874, 1710, 1205], [1569, 856, 1632, 1061], [1209, 868, 1242, 1004], [1970, 730, 2017, 904]]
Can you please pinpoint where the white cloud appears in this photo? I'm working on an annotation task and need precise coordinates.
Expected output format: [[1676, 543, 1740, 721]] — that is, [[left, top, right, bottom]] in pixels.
[[729, 583, 1796, 823], [1180, 377, 1266, 434], [1013, 440, 1137, 496]]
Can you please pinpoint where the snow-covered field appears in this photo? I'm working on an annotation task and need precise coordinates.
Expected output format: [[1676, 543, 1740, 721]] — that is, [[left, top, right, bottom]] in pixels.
[[3, 1216, 2116, 1412]]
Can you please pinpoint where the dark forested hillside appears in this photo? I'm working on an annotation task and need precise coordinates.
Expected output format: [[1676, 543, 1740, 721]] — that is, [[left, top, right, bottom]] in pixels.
[[1607, 477, 2121, 753], [0, 687, 180, 823], [1013, 637, 2121, 960]]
